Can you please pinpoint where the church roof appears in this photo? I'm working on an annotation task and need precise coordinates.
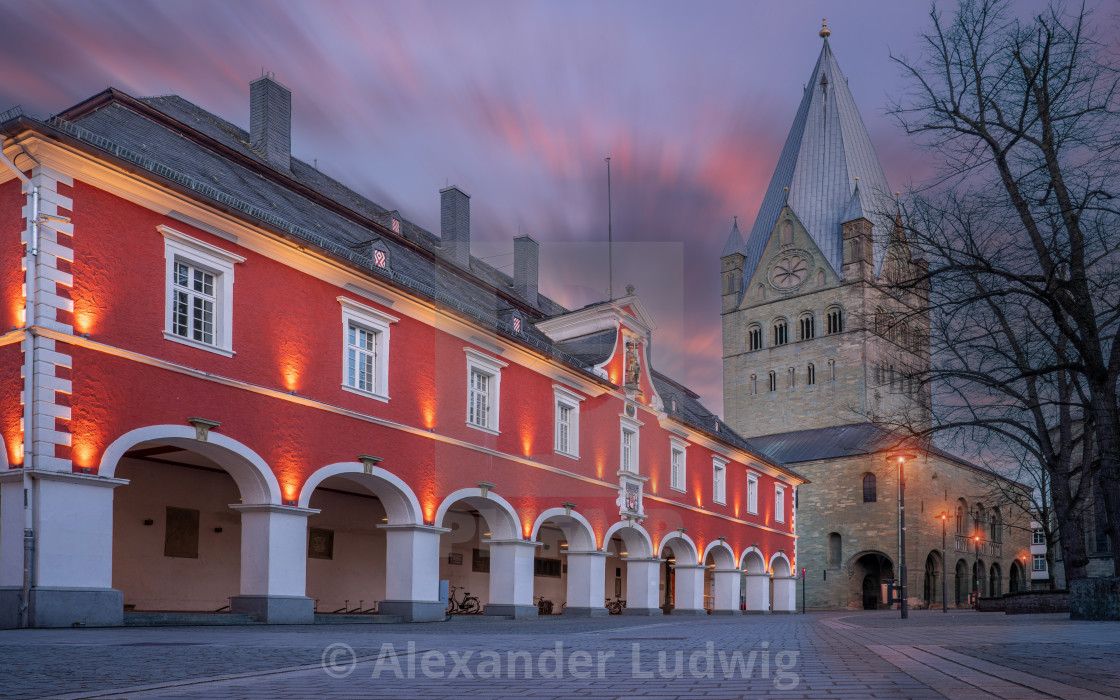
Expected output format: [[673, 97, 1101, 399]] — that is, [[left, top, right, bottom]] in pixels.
[[720, 217, 747, 258], [747, 423, 1008, 481], [738, 37, 894, 285]]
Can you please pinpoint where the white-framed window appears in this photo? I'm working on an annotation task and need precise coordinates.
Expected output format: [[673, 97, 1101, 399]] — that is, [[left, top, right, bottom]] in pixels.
[[338, 296, 398, 402], [775, 484, 786, 523], [1033, 528, 1044, 545], [618, 409, 643, 474], [669, 437, 689, 492], [1033, 554, 1046, 571], [465, 348, 507, 434], [160, 226, 244, 356], [712, 457, 727, 505], [747, 472, 759, 514], [553, 385, 584, 458]]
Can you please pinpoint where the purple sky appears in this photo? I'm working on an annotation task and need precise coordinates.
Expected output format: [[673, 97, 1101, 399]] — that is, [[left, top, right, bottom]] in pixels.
[[0, 0, 1068, 415]]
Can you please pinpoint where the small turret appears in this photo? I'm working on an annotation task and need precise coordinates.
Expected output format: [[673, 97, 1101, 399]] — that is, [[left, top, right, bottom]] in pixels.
[[720, 217, 746, 312]]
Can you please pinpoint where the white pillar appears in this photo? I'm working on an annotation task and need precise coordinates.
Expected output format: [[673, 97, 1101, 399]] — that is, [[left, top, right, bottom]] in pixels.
[[230, 504, 316, 623], [744, 572, 771, 613], [0, 471, 126, 628], [711, 568, 743, 614], [772, 575, 797, 613], [670, 564, 707, 615], [485, 539, 539, 618], [623, 556, 663, 615], [377, 523, 447, 621], [563, 550, 608, 616]]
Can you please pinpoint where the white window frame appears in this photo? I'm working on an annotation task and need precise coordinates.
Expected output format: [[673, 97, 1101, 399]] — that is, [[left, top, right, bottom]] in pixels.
[[747, 472, 759, 514], [553, 385, 584, 458], [465, 347, 507, 434], [1032, 528, 1044, 545], [338, 296, 398, 402], [669, 437, 689, 493], [619, 414, 642, 474], [775, 484, 786, 523], [160, 226, 244, 356], [712, 456, 728, 505], [1032, 554, 1046, 571]]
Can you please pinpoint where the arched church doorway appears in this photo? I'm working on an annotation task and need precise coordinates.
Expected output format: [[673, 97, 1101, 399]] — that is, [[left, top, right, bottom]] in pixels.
[[851, 552, 893, 610]]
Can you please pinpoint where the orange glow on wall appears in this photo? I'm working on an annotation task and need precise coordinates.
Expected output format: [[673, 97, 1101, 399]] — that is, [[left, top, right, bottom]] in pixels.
[[71, 440, 97, 469], [73, 310, 96, 335], [8, 439, 22, 466], [649, 475, 658, 493], [523, 520, 533, 539], [419, 396, 436, 430]]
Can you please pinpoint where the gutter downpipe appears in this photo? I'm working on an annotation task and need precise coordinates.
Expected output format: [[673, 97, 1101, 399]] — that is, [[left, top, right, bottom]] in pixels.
[[1, 144, 37, 629]]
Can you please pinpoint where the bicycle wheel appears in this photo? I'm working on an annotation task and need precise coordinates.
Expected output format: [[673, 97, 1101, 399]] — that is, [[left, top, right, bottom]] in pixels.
[[464, 597, 481, 614], [446, 600, 456, 615]]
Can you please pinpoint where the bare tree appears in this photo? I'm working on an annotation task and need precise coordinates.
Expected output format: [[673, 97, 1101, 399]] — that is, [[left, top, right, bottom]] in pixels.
[[885, 0, 1120, 576]]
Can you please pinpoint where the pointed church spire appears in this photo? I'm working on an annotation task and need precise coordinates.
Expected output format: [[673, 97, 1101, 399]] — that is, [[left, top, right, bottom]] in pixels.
[[737, 29, 894, 289], [721, 215, 746, 258]]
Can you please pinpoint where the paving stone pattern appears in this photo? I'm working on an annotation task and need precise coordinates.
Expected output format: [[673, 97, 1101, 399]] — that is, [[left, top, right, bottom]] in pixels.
[[1, 611, 1117, 699]]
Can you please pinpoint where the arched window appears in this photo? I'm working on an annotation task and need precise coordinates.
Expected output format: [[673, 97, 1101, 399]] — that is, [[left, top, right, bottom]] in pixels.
[[750, 374, 758, 395], [900, 324, 910, 350], [875, 306, 887, 337], [862, 473, 877, 503], [911, 325, 923, 352], [768, 371, 777, 392], [747, 324, 762, 351], [956, 505, 965, 534], [773, 319, 788, 346], [780, 220, 793, 246], [799, 313, 815, 340], [807, 363, 816, 385], [828, 533, 842, 567], [828, 359, 836, 381], [757, 284, 766, 301], [817, 269, 825, 286], [990, 508, 1002, 543], [787, 367, 795, 388], [826, 306, 843, 334]]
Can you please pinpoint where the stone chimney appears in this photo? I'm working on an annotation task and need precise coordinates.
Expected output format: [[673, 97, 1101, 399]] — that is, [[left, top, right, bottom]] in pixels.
[[440, 185, 471, 266], [513, 235, 539, 306], [250, 73, 291, 172]]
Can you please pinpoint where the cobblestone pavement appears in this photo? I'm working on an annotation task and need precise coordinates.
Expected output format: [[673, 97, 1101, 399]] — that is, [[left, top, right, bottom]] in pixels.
[[1, 611, 1118, 699]]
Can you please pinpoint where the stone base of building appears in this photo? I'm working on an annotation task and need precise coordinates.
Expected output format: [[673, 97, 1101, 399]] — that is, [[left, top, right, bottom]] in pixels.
[[562, 606, 609, 617], [230, 595, 313, 624], [484, 604, 537, 619], [1004, 590, 1069, 614], [11, 587, 124, 628], [1070, 577, 1120, 621], [0, 586, 21, 629], [709, 609, 742, 615], [621, 607, 663, 616], [377, 600, 446, 622], [668, 608, 708, 616]]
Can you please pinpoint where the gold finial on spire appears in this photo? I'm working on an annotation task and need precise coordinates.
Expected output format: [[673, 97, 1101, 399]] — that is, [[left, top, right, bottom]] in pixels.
[[819, 18, 831, 39]]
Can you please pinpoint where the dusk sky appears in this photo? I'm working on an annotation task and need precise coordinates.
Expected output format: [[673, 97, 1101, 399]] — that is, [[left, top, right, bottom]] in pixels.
[[0, 0, 1070, 414]]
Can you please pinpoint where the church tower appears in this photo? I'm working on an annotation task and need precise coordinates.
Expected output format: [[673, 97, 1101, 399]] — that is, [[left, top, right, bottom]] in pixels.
[[721, 24, 930, 438]]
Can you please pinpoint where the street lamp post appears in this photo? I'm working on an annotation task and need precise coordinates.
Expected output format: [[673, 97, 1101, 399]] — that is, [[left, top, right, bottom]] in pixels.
[[889, 451, 916, 620], [973, 535, 982, 609], [939, 512, 948, 613], [1020, 554, 1029, 592]]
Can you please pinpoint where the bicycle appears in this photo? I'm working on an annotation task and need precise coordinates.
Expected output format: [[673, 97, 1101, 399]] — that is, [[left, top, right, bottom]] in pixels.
[[446, 585, 481, 615], [605, 596, 627, 615], [536, 595, 554, 615]]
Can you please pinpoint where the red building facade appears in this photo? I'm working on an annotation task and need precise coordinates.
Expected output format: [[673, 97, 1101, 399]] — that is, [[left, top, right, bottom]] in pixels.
[[0, 79, 804, 627]]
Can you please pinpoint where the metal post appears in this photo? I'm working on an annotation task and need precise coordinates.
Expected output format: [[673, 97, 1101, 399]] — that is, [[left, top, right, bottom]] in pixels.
[[941, 514, 948, 613], [899, 456, 907, 619], [974, 536, 981, 609]]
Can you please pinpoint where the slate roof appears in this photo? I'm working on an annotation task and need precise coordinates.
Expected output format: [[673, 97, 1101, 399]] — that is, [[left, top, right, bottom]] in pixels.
[[651, 372, 805, 479], [747, 423, 1003, 480], [1, 89, 795, 477], [733, 39, 895, 293], [555, 329, 618, 366], [720, 218, 747, 258]]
